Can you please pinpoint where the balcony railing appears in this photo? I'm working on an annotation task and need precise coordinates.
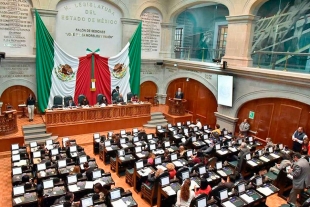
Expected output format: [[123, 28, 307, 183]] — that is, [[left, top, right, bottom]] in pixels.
[[174, 47, 225, 63], [252, 51, 310, 73]]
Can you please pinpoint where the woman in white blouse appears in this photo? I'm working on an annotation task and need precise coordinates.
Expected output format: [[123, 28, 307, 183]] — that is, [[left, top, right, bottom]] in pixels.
[[176, 178, 195, 207]]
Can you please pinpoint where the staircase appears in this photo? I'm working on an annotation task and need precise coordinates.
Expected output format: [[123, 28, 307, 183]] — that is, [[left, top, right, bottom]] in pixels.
[[22, 124, 58, 144], [143, 112, 168, 128]]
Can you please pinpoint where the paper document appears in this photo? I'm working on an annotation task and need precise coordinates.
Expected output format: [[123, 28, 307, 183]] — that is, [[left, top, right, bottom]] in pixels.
[[85, 181, 93, 189], [223, 200, 236, 207], [163, 186, 176, 195], [106, 147, 113, 151], [225, 135, 232, 139], [217, 170, 227, 177], [68, 184, 79, 192], [156, 165, 167, 171], [247, 160, 258, 166], [93, 180, 105, 186], [135, 142, 142, 146], [121, 144, 128, 148], [14, 197, 22, 204], [240, 194, 254, 203], [259, 157, 270, 162], [111, 199, 127, 207], [270, 153, 280, 158], [217, 150, 228, 155], [136, 153, 144, 158], [173, 161, 183, 167], [228, 147, 237, 152], [158, 130, 164, 133], [257, 187, 273, 196]]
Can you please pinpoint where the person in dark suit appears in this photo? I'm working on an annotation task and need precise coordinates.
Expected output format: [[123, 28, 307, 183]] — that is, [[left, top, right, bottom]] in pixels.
[[83, 162, 95, 181], [288, 153, 310, 205], [112, 86, 120, 97], [175, 88, 184, 99], [116, 94, 124, 103], [65, 98, 76, 107]]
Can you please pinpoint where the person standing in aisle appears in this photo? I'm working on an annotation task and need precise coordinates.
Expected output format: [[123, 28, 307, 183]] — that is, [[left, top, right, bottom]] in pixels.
[[26, 94, 35, 122]]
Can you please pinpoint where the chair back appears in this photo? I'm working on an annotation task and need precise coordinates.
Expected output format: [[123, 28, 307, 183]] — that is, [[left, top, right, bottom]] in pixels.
[[207, 157, 217, 169], [64, 95, 73, 105], [53, 95, 63, 107], [97, 94, 103, 103], [112, 92, 119, 100], [190, 193, 208, 207], [78, 94, 85, 104], [127, 92, 133, 101]]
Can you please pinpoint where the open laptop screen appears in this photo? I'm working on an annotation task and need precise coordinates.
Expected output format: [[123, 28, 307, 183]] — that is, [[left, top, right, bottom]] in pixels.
[[118, 149, 125, 157], [245, 153, 251, 160], [67, 174, 77, 184], [43, 179, 54, 189], [92, 170, 101, 179], [170, 153, 177, 161], [187, 150, 193, 157], [182, 171, 189, 180], [147, 134, 152, 140], [51, 148, 59, 156], [149, 144, 156, 150], [13, 185, 24, 196], [81, 196, 93, 207], [238, 183, 246, 193], [219, 189, 228, 201], [199, 166, 206, 175], [33, 151, 41, 158], [135, 146, 142, 153], [120, 130, 126, 135], [135, 160, 144, 169], [160, 176, 169, 186], [216, 162, 222, 170], [46, 140, 53, 146], [37, 163, 46, 171], [255, 177, 263, 186], [133, 137, 139, 143], [70, 146, 77, 152], [155, 157, 161, 165], [196, 197, 207, 207], [279, 144, 284, 150], [11, 144, 19, 151], [110, 189, 121, 200], [30, 142, 37, 148], [177, 122, 181, 127], [164, 141, 170, 148], [58, 159, 66, 168], [133, 128, 138, 133], [120, 138, 126, 144], [79, 155, 87, 164], [104, 141, 111, 147], [13, 167, 22, 175]]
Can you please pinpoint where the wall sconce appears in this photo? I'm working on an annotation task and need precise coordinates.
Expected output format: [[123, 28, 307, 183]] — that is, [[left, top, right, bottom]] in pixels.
[[186, 78, 190, 82], [174, 63, 178, 67]]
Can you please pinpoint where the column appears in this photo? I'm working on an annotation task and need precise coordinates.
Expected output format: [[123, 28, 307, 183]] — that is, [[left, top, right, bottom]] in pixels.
[[214, 112, 239, 133], [159, 23, 176, 59], [121, 18, 141, 48], [222, 15, 259, 67]]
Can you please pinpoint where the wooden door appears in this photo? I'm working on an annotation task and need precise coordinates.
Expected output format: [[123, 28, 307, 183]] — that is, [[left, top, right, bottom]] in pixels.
[[140, 81, 157, 101], [0, 85, 35, 112]]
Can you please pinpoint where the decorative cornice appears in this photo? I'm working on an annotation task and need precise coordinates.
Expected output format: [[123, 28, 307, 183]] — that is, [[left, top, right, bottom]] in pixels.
[[214, 112, 239, 123], [226, 15, 259, 24], [2, 55, 36, 63], [121, 18, 141, 25], [32, 8, 58, 17], [161, 23, 176, 28]]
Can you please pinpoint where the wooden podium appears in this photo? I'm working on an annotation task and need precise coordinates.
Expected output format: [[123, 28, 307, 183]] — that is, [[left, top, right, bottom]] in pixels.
[[0, 110, 18, 135], [168, 98, 187, 116]]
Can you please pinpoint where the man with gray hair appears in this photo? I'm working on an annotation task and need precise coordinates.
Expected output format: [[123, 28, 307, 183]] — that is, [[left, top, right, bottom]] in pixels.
[[239, 119, 250, 137]]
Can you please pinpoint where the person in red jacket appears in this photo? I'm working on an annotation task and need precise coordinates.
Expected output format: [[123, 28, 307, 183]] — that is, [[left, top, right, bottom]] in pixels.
[[194, 179, 212, 196], [166, 163, 176, 179]]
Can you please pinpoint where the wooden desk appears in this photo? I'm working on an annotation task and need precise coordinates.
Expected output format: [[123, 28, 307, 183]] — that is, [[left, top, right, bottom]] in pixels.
[[116, 155, 135, 177], [45, 104, 151, 136]]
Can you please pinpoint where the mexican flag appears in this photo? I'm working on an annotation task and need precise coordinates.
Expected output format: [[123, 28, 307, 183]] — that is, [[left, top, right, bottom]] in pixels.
[[35, 10, 141, 112]]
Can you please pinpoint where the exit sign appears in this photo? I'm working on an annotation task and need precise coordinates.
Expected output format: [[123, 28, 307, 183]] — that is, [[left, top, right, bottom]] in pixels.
[[249, 111, 255, 119]]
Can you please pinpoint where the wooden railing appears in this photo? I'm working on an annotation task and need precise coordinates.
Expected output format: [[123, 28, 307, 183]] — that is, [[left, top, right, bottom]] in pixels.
[[0, 111, 18, 135]]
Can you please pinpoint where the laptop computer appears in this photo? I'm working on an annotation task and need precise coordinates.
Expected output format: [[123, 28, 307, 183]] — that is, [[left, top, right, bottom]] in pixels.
[[193, 127, 198, 132], [177, 122, 182, 128], [219, 189, 229, 202], [79, 155, 87, 164], [215, 144, 221, 150], [135, 146, 142, 153], [104, 140, 111, 147], [149, 144, 156, 151], [30, 142, 37, 148], [93, 133, 100, 143], [37, 163, 46, 171], [46, 139, 53, 146], [92, 170, 102, 180], [203, 134, 208, 140], [196, 197, 207, 207], [160, 176, 170, 186], [43, 179, 54, 190], [192, 136, 197, 142], [237, 183, 246, 195], [255, 176, 263, 187], [51, 204, 64, 207], [51, 148, 59, 156], [187, 150, 193, 157], [107, 131, 113, 137], [216, 162, 223, 170], [257, 150, 263, 156], [245, 153, 251, 161], [58, 159, 66, 169], [12, 154, 21, 162], [70, 145, 78, 157], [147, 134, 153, 140], [13, 185, 25, 197], [135, 160, 144, 170], [182, 171, 190, 180], [118, 149, 125, 157], [33, 151, 41, 158], [62, 137, 69, 147], [12, 167, 22, 175], [170, 153, 177, 161], [110, 188, 122, 201], [164, 141, 170, 148], [268, 147, 274, 153], [133, 137, 139, 143], [132, 128, 138, 133], [11, 144, 19, 151], [67, 174, 77, 185], [120, 130, 127, 137], [279, 144, 284, 150], [183, 128, 189, 134], [155, 157, 162, 165], [186, 121, 191, 125], [81, 196, 93, 207], [238, 139, 243, 144], [120, 138, 126, 144], [199, 166, 206, 175], [248, 137, 253, 142]]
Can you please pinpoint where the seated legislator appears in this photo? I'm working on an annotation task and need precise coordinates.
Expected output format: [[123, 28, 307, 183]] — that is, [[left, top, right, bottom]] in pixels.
[[65, 98, 76, 107], [131, 94, 139, 102], [175, 88, 184, 99], [79, 97, 89, 106], [116, 94, 124, 103], [98, 95, 108, 106], [212, 124, 221, 135]]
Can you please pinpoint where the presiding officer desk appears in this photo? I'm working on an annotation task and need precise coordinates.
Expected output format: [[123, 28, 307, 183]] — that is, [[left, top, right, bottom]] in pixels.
[[45, 103, 151, 136]]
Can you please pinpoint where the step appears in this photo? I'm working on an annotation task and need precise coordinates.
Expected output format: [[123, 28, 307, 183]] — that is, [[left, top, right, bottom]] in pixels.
[[24, 133, 53, 141], [23, 128, 46, 136], [151, 112, 163, 116], [24, 136, 58, 145], [22, 124, 46, 130], [147, 119, 168, 125], [143, 123, 168, 128], [150, 115, 166, 120]]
